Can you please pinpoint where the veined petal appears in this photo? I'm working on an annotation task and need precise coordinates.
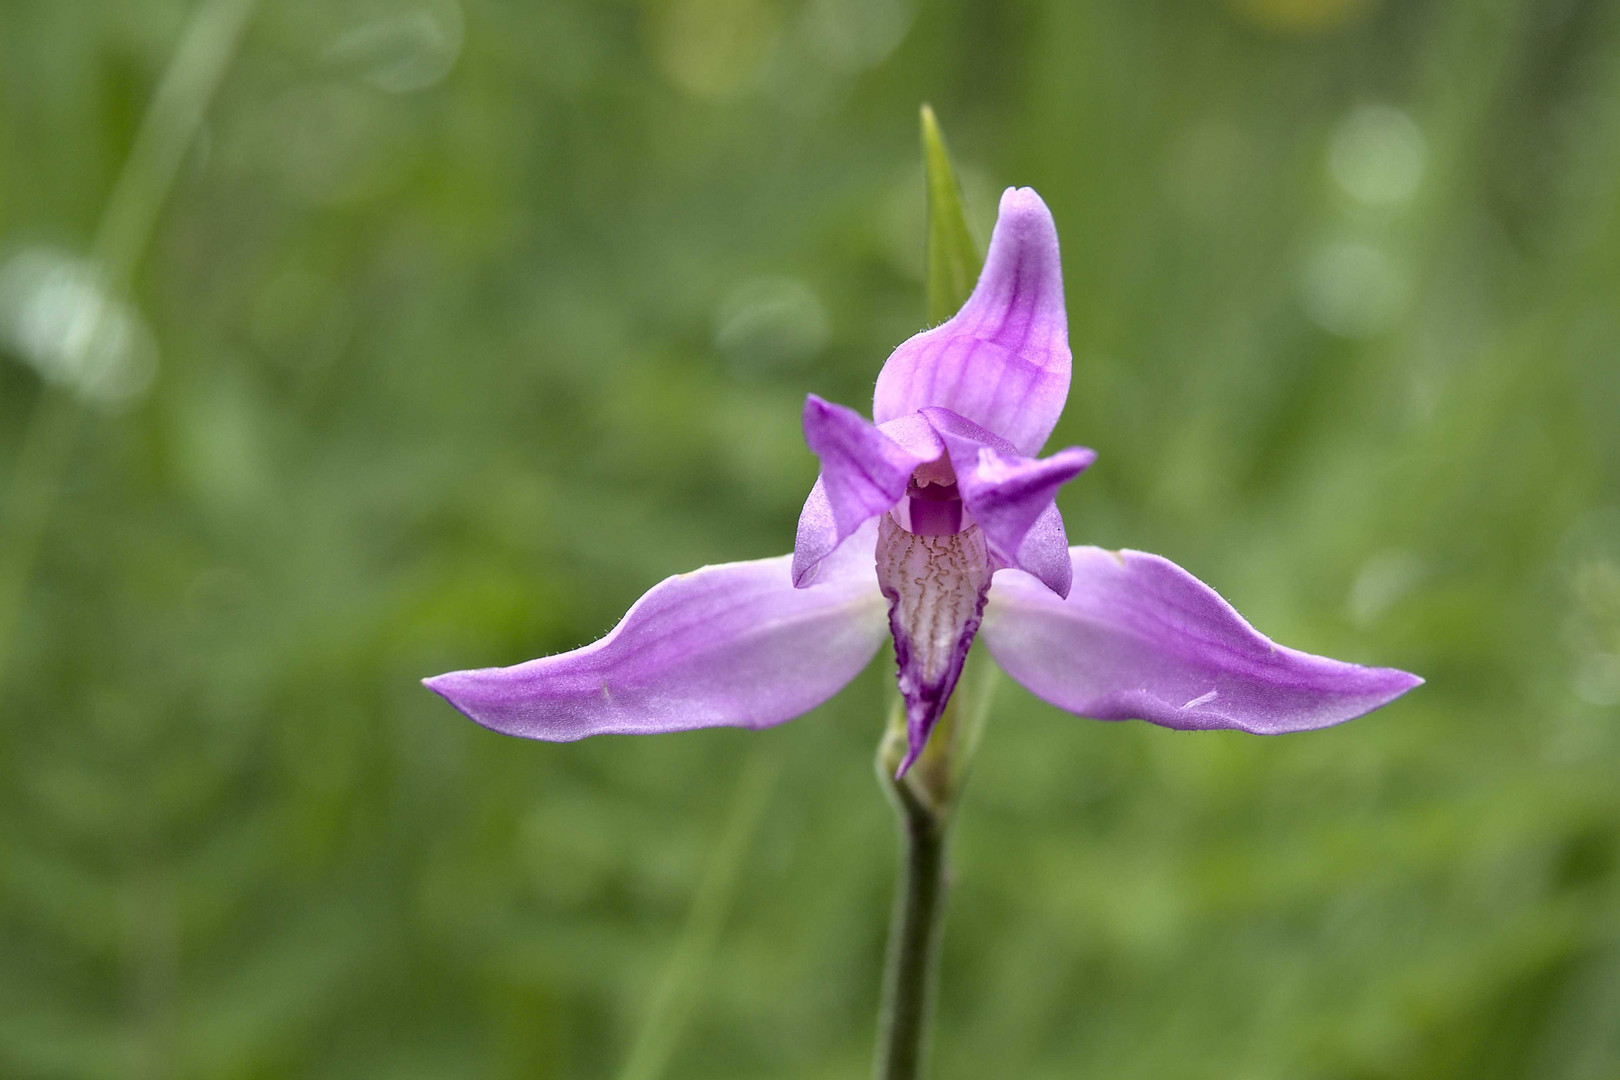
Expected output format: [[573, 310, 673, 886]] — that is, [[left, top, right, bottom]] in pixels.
[[792, 397, 941, 588], [980, 548, 1422, 734], [923, 406, 1093, 597], [876, 514, 994, 775], [874, 187, 1070, 456], [959, 446, 1096, 549], [805, 395, 934, 528], [426, 522, 887, 741]]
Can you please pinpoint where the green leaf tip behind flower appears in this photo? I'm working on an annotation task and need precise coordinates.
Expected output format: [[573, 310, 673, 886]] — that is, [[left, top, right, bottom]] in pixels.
[[920, 104, 981, 326]]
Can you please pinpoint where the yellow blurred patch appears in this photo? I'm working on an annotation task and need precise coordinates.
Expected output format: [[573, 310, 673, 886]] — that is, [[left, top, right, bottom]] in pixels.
[[646, 0, 781, 100], [1227, 0, 1380, 35]]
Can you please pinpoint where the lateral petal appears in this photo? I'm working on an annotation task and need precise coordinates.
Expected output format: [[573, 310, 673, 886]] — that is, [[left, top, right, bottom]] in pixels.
[[426, 523, 887, 741], [792, 396, 941, 587], [873, 187, 1070, 456], [980, 548, 1422, 733]]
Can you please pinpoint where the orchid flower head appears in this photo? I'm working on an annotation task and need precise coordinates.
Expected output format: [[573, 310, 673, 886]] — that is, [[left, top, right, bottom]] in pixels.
[[425, 186, 1420, 777]]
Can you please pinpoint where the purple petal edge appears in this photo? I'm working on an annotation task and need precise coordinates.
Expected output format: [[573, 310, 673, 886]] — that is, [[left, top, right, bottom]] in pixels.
[[426, 523, 886, 741], [980, 547, 1422, 734]]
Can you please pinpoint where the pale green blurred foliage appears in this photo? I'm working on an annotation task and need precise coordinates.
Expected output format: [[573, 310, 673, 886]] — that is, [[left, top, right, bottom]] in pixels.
[[2, 1, 1620, 1078]]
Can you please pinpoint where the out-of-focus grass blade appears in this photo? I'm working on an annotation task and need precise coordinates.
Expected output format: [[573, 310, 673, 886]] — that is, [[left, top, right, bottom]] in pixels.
[[0, 0, 259, 690], [96, 0, 260, 291], [617, 746, 781, 1080], [921, 104, 982, 325]]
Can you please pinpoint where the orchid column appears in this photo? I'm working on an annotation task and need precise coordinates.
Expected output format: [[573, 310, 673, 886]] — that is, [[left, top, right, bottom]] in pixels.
[[425, 109, 1420, 1080]]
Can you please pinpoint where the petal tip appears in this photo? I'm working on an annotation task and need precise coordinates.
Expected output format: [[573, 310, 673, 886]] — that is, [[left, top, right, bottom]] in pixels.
[[998, 185, 1050, 218], [800, 394, 838, 440], [894, 719, 932, 778], [422, 670, 478, 721], [1385, 668, 1425, 697], [992, 188, 1059, 249], [1067, 446, 1098, 472], [789, 559, 817, 589], [1302, 665, 1423, 732]]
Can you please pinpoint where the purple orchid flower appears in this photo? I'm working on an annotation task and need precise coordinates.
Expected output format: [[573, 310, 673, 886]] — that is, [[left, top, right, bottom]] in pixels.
[[425, 188, 1420, 776]]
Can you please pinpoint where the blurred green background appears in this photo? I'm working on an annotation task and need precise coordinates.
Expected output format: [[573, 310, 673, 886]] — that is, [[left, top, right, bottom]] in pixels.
[[3, 0, 1619, 1076]]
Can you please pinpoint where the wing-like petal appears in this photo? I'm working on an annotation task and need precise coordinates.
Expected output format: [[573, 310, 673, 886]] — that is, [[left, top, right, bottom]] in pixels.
[[980, 548, 1422, 733], [792, 398, 940, 587], [874, 187, 1070, 456], [426, 523, 887, 741]]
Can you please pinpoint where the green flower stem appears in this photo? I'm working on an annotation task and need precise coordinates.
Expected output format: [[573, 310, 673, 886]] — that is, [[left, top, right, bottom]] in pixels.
[[618, 747, 781, 1080], [872, 649, 997, 1080], [873, 763, 950, 1080]]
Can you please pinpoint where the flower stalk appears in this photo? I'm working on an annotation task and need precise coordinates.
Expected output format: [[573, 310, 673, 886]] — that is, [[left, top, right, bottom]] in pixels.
[[873, 730, 948, 1080], [873, 640, 996, 1079]]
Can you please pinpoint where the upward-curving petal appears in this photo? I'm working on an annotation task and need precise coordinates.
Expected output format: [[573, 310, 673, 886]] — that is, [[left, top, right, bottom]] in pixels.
[[426, 522, 888, 741], [980, 547, 1422, 734], [874, 187, 1070, 456]]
